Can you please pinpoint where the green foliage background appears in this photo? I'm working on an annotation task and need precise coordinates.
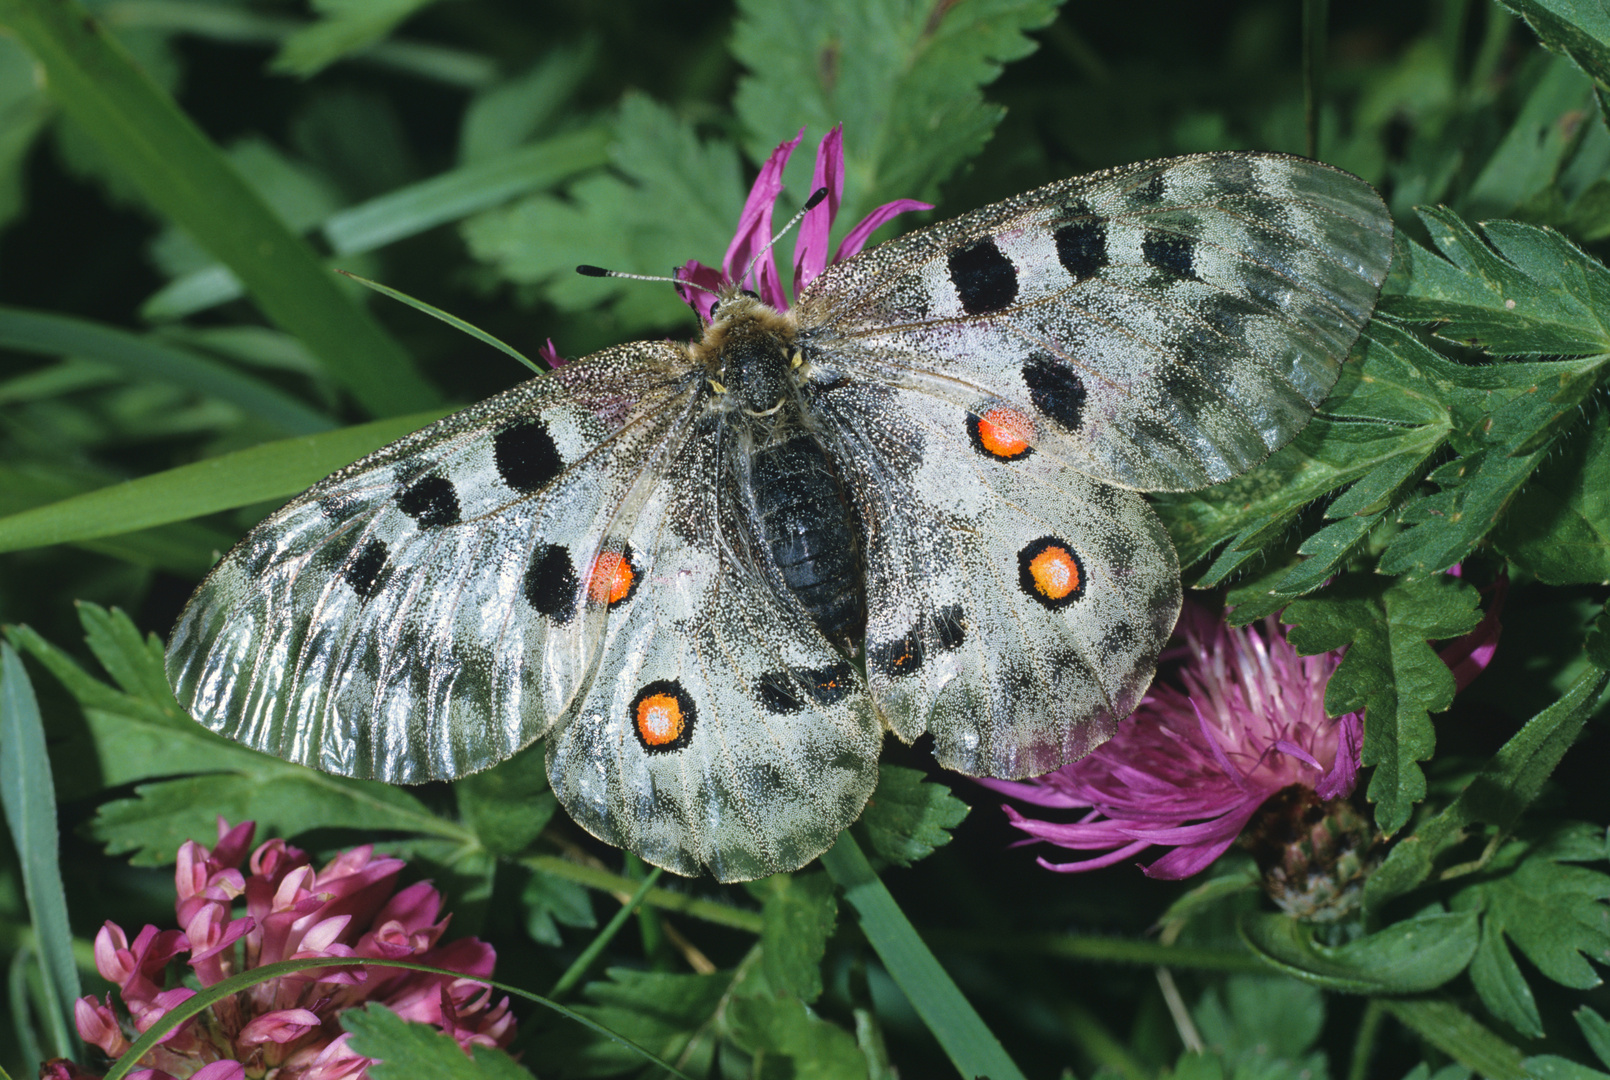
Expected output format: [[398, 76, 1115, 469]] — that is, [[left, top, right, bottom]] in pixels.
[[0, 0, 1608, 1077]]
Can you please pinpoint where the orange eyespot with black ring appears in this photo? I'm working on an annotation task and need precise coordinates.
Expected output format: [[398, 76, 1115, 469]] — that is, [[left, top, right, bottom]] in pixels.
[[630, 679, 696, 753], [967, 406, 1035, 459], [1018, 537, 1085, 609], [586, 545, 640, 608]]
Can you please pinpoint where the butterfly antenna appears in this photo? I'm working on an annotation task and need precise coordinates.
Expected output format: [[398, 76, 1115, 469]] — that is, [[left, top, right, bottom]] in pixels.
[[575, 264, 721, 299], [739, 186, 830, 288]]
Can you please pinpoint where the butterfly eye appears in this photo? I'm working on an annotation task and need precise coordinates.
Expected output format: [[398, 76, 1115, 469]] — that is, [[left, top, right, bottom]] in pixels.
[[741, 289, 760, 300]]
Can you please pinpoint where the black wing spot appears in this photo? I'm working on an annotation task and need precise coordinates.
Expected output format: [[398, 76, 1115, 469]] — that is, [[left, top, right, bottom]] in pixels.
[[343, 537, 388, 600], [871, 625, 924, 679], [494, 418, 563, 493], [524, 543, 579, 623], [1054, 219, 1108, 281], [755, 661, 857, 714], [1136, 173, 1166, 203], [931, 605, 966, 651], [1142, 230, 1197, 280], [397, 475, 461, 528], [1021, 355, 1088, 433], [947, 237, 1018, 315]]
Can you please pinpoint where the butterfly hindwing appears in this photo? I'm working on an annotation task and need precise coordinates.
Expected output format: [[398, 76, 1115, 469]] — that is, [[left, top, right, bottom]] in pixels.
[[817, 380, 1179, 778], [545, 410, 881, 880], [167, 342, 702, 782], [797, 152, 1394, 493]]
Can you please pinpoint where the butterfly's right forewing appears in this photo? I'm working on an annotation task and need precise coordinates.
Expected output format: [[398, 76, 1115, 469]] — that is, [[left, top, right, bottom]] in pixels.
[[166, 342, 701, 783]]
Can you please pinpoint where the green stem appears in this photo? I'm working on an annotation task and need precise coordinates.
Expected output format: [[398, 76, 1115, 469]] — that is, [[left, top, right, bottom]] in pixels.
[[1379, 997, 1528, 1079], [521, 855, 763, 934], [550, 866, 663, 1001], [820, 833, 1027, 1080], [1347, 999, 1385, 1080], [932, 930, 1266, 972]]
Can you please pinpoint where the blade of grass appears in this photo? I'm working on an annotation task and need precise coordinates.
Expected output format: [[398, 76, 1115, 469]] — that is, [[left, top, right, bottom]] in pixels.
[[143, 128, 612, 320], [549, 866, 664, 1001], [0, 409, 451, 555], [820, 833, 1027, 1080], [0, 306, 334, 435], [0, 643, 82, 1062], [338, 272, 543, 374], [0, 0, 437, 417]]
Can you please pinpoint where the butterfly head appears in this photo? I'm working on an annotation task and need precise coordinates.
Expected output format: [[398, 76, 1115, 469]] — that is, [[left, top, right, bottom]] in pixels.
[[695, 287, 802, 418]]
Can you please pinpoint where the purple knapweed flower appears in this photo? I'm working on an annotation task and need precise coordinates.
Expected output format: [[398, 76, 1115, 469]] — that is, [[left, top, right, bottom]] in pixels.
[[674, 125, 931, 320], [70, 819, 515, 1080], [985, 584, 1505, 887]]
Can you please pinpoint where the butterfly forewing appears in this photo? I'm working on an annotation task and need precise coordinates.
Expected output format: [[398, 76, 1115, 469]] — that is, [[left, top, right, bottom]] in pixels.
[[797, 153, 1394, 492], [167, 342, 702, 782]]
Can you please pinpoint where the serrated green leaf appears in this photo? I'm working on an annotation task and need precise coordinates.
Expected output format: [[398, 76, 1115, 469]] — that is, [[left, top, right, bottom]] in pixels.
[[1190, 975, 1325, 1061], [272, 0, 441, 78], [1495, 0, 1610, 86], [853, 764, 968, 867], [1285, 573, 1483, 835], [726, 994, 868, 1080], [731, 0, 1058, 222], [760, 871, 838, 1004], [76, 602, 173, 706], [1239, 909, 1478, 993], [1364, 662, 1610, 913], [343, 1003, 533, 1080], [546, 967, 735, 1078], [454, 744, 555, 857], [521, 865, 597, 948], [1381, 207, 1610, 357], [1494, 405, 1610, 584], [1470, 916, 1544, 1037]]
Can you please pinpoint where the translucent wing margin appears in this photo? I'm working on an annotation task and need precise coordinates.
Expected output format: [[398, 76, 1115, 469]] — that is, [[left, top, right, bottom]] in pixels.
[[165, 342, 701, 782], [797, 152, 1394, 492]]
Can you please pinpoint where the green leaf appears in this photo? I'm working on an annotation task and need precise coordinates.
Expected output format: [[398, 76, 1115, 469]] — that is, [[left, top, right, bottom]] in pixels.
[[1380, 998, 1530, 1080], [457, 46, 598, 164], [821, 832, 1027, 1080], [4, 607, 459, 863], [461, 94, 746, 337], [521, 865, 597, 948], [1464, 55, 1596, 218], [731, 0, 1059, 218], [760, 872, 838, 1003], [454, 745, 555, 857], [1579, 1005, 1610, 1067], [1285, 573, 1484, 835], [1470, 913, 1544, 1037], [345, 1003, 533, 1080], [1494, 0, 1610, 87], [1190, 974, 1326, 1061], [0, 408, 451, 555], [1364, 662, 1610, 912], [852, 764, 969, 867], [0, 305, 335, 434], [546, 967, 735, 1078], [1493, 405, 1610, 584], [726, 994, 870, 1080], [0, 643, 81, 1061], [1239, 909, 1479, 993], [0, 0, 436, 417], [1381, 207, 1610, 357], [272, 0, 443, 78]]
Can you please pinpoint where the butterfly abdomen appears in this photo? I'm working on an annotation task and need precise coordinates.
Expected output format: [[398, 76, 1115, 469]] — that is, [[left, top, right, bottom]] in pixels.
[[750, 432, 865, 649]]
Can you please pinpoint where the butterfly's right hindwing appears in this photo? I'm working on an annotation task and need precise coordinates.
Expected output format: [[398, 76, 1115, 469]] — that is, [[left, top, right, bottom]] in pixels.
[[166, 341, 700, 783]]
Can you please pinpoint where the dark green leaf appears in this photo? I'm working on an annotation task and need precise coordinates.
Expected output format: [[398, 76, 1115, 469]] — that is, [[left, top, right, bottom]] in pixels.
[[454, 745, 555, 857], [1380, 998, 1529, 1080], [546, 967, 735, 1078], [1494, 0, 1610, 86], [0, 642, 81, 1060], [1524, 1055, 1610, 1079], [521, 865, 597, 947], [760, 871, 838, 1003], [1580, 1005, 1610, 1067], [1285, 573, 1483, 835], [1464, 56, 1596, 219], [726, 994, 869, 1080], [272, 0, 443, 78], [1493, 406, 1610, 584], [1469, 914, 1543, 1037], [1239, 909, 1478, 993], [1190, 975, 1325, 1060], [852, 764, 968, 867], [345, 1003, 533, 1080], [1364, 663, 1610, 911]]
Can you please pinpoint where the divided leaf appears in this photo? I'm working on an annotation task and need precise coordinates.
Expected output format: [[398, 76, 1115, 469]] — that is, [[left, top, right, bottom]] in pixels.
[[760, 872, 838, 1003], [546, 967, 735, 1078], [852, 764, 969, 867], [344, 1004, 532, 1080]]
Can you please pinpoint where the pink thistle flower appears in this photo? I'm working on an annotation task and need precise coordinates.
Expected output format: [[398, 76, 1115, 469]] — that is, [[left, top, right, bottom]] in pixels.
[[69, 820, 515, 1080], [674, 125, 932, 321], [986, 585, 1505, 889]]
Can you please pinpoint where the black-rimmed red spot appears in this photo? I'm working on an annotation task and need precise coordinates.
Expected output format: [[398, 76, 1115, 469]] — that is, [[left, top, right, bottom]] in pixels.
[[343, 538, 388, 600], [524, 543, 578, 623], [1018, 537, 1085, 609], [586, 544, 640, 609], [631, 679, 696, 753], [493, 418, 562, 493], [967, 406, 1035, 460], [947, 237, 1018, 315], [398, 475, 460, 528]]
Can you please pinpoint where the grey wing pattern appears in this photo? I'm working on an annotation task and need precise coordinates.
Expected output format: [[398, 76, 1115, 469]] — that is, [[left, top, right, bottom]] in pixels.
[[544, 413, 882, 882], [796, 152, 1393, 493], [165, 342, 701, 782]]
